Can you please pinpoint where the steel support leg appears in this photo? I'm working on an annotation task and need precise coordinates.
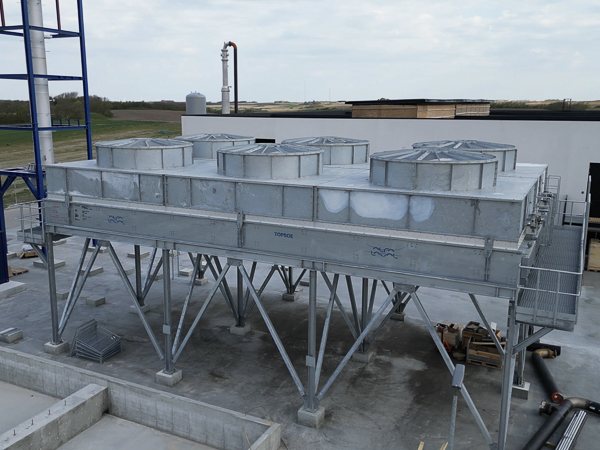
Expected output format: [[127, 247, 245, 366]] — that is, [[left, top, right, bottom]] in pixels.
[[498, 299, 518, 450], [46, 232, 60, 344], [516, 323, 526, 386], [134, 245, 143, 306], [306, 270, 318, 411], [162, 249, 174, 374], [360, 278, 369, 352], [236, 266, 245, 326]]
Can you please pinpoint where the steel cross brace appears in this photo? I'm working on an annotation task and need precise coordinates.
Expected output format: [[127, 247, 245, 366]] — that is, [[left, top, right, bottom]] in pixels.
[[106, 243, 164, 360], [57, 238, 101, 337], [276, 265, 307, 295], [409, 291, 496, 449]]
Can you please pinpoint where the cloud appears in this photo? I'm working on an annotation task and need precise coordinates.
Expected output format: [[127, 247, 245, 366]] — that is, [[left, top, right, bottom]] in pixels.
[[0, 0, 598, 101]]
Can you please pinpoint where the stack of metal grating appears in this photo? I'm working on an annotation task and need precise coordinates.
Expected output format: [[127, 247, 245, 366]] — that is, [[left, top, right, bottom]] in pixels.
[[69, 319, 122, 363]]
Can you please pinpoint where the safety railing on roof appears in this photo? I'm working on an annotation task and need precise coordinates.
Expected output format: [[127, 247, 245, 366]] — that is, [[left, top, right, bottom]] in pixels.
[[17, 201, 45, 245]]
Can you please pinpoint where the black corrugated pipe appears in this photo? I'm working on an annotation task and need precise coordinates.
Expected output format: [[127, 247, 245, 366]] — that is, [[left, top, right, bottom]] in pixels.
[[532, 348, 564, 403], [227, 41, 238, 114], [522, 398, 600, 450]]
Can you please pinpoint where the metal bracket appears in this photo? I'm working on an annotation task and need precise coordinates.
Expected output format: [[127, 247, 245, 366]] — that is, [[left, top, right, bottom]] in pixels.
[[484, 236, 494, 282], [237, 212, 244, 247]]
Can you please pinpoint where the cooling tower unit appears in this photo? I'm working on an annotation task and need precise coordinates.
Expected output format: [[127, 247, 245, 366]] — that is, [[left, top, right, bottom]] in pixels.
[[369, 149, 498, 191], [185, 92, 207, 115], [217, 143, 323, 179], [175, 133, 255, 159], [96, 138, 193, 170], [280, 136, 369, 165], [412, 140, 517, 172]]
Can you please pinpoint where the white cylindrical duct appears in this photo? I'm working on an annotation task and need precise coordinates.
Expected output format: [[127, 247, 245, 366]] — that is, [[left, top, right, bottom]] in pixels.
[[221, 43, 230, 114], [28, 0, 54, 166]]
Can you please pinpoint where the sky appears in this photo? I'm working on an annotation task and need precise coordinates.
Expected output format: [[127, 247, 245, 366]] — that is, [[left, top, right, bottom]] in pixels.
[[1, 0, 599, 103]]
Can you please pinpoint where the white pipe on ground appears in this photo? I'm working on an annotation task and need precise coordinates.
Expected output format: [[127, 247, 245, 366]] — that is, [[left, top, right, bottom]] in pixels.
[[28, 0, 54, 166], [221, 42, 230, 115]]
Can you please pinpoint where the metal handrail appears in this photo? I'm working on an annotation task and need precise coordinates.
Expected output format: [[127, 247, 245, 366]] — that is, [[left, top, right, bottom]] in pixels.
[[18, 201, 44, 241]]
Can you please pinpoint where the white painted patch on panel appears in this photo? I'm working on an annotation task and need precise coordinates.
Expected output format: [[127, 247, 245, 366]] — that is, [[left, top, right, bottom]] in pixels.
[[350, 192, 408, 220], [409, 196, 435, 222], [319, 189, 349, 213]]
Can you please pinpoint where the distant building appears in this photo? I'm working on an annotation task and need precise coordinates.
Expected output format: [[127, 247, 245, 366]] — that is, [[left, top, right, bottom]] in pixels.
[[347, 98, 490, 119]]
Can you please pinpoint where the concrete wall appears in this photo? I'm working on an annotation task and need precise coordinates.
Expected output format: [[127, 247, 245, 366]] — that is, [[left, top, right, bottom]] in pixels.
[[182, 115, 600, 204], [0, 347, 280, 450]]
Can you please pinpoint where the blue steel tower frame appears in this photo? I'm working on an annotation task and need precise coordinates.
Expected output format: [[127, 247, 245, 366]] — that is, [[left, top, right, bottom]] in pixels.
[[0, 0, 93, 283]]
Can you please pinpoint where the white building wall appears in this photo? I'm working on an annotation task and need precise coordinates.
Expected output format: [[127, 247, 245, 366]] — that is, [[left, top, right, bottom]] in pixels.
[[182, 116, 600, 203]]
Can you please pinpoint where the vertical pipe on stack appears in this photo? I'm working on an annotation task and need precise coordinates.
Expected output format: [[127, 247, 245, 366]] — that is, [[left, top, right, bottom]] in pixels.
[[28, 0, 54, 166], [221, 42, 230, 114]]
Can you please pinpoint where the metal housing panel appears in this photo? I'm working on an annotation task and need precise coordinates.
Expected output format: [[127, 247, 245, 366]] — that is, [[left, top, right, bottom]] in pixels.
[[166, 177, 191, 207], [101, 172, 139, 202], [317, 189, 350, 223], [140, 175, 163, 204], [283, 186, 313, 220], [237, 183, 283, 217], [46, 167, 67, 195], [418, 164, 452, 191], [474, 200, 522, 241], [67, 169, 101, 197], [191, 179, 235, 212], [408, 196, 474, 235]]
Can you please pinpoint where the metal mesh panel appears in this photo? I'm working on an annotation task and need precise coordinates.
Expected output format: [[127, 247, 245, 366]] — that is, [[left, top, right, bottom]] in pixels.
[[70, 319, 121, 363]]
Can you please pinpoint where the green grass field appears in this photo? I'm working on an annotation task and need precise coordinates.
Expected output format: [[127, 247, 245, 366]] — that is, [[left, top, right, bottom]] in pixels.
[[0, 114, 182, 206]]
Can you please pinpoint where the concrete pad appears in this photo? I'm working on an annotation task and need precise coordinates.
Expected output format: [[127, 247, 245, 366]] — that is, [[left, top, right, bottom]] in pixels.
[[0, 383, 108, 449], [351, 350, 376, 364], [59, 414, 216, 450], [129, 304, 151, 315], [512, 381, 531, 400], [0, 380, 57, 434], [156, 369, 183, 387], [194, 277, 209, 286], [44, 341, 69, 355], [124, 267, 135, 275], [391, 312, 407, 321], [179, 268, 194, 277], [54, 238, 67, 245], [87, 246, 108, 253], [155, 273, 164, 281], [299, 279, 310, 287], [6, 251, 16, 259], [229, 324, 251, 336], [86, 295, 106, 307], [0, 327, 23, 343], [57, 289, 70, 300], [33, 259, 65, 269], [80, 266, 104, 276], [297, 405, 325, 429], [282, 290, 301, 302], [0, 281, 26, 300], [127, 251, 150, 258]]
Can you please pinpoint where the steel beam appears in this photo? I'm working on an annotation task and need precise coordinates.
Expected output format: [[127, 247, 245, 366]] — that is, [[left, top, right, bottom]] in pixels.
[[46, 232, 60, 344], [162, 249, 174, 374], [497, 299, 518, 450], [306, 270, 318, 410]]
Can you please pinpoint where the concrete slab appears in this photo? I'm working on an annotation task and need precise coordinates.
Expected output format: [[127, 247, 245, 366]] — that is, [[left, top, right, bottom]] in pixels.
[[87, 246, 108, 253], [194, 277, 208, 286], [127, 251, 150, 258], [0, 281, 26, 300], [86, 295, 106, 307], [33, 259, 65, 269], [59, 414, 216, 450], [7, 251, 16, 259], [391, 311, 407, 321], [0, 327, 23, 343], [0, 380, 57, 434], [179, 268, 194, 277], [57, 290, 70, 300], [513, 381, 531, 400], [282, 290, 301, 302], [351, 350, 376, 364], [80, 266, 104, 276], [129, 304, 151, 314]]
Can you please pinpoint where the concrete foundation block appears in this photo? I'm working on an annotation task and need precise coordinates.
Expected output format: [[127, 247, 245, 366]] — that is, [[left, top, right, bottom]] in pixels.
[[87, 246, 108, 253], [297, 405, 325, 429], [230, 324, 251, 336], [79, 266, 104, 276], [129, 304, 151, 315], [0, 383, 108, 449], [57, 289, 70, 300], [0, 327, 23, 343], [155, 273, 164, 281], [86, 295, 106, 307], [0, 280, 26, 300], [351, 350, 376, 364], [194, 277, 209, 286], [156, 369, 183, 387], [512, 381, 531, 400], [7, 251, 17, 259], [179, 268, 193, 277], [54, 238, 67, 245], [44, 340, 69, 355], [127, 250, 150, 258], [391, 312, 407, 321], [124, 267, 135, 275], [282, 289, 302, 302], [299, 279, 310, 287], [33, 259, 65, 269]]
